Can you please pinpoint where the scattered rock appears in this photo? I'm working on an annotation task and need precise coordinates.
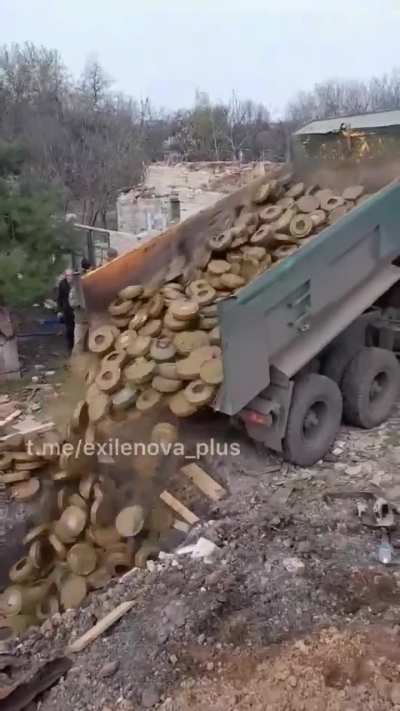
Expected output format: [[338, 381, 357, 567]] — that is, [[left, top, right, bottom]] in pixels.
[[372, 471, 390, 487], [158, 628, 169, 643], [297, 541, 312, 555], [270, 515, 282, 528], [159, 699, 174, 711], [164, 601, 187, 628], [345, 464, 363, 476], [205, 570, 223, 587], [169, 654, 178, 666], [282, 557, 305, 575], [388, 447, 400, 464], [41, 618, 54, 635], [100, 660, 119, 678], [177, 537, 221, 563], [383, 484, 400, 505], [141, 685, 161, 708], [117, 702, 135, 711], [206, 662, 215, 671]]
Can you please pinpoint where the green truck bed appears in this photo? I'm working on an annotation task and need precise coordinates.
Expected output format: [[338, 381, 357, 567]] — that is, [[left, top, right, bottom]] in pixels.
[[83, 169, 400, 448], [216, 179, 400, 415]]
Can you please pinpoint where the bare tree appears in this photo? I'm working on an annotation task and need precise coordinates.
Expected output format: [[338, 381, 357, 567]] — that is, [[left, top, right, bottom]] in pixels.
[[368, 69, 400, 111], [286, 90, 317, 127], [0, 46, 145, 227], [165, 91, 272, 161], [224, 92, 270, 160], [286, 71, 400, 128], [0, 43, 67, 138], [79, 56, 112, 107], [60, 92, 145, 225]]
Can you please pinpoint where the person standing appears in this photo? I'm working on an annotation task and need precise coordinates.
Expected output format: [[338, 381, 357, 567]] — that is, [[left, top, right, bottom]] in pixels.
[[69, 258, 92, 355], [57, 269, 75, 353]]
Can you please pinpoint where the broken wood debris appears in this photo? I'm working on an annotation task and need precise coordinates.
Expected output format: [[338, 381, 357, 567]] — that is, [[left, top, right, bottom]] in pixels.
[[66, 600, 135, 654], [0, 410, 22, 430], [0, 657, 72, 711], [0, 421, 55, 442], [180, 463, 226, 501], [160, 490, 199, 525], [173, 518, 190, 533]]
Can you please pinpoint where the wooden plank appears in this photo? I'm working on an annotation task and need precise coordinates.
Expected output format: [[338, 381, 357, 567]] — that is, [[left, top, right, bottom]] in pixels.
[[0, 410, 22, 429], [0, 421, 55, 442], [160, 490, 199, 525], [173, 519, 190, 534], [66, 600, 135, 654], [180, 463, 226, 502]]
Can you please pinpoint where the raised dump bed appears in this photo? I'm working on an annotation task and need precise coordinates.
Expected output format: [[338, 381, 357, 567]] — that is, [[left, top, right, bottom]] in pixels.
[[82, 165, 400, 466]]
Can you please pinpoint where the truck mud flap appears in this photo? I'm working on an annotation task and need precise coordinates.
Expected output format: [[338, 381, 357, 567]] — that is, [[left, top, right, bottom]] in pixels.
[[241, 367, 293, 453]]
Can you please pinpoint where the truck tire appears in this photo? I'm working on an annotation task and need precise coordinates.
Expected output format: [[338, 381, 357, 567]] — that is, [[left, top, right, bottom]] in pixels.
[[283, 374, 343, 467], [342, 347, 399, 428], [320, 315, 373, 385], [320, 344, 359, 386]]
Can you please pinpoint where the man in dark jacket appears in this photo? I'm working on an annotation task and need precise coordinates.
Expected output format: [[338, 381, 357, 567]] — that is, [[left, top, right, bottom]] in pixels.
[[69, 258, 93, 355], [57, 269, 74, 352]]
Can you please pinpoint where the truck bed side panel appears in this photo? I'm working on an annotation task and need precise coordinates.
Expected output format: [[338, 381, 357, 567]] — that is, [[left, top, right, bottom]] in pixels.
[[216, 181, 400, 415]]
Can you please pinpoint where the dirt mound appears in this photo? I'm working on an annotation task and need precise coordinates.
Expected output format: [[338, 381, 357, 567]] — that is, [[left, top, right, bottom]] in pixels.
[[171, 626, 400, 711]]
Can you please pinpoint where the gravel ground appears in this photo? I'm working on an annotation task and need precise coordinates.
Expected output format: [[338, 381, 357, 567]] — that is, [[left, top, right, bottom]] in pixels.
[[4, 404, 400, 710]]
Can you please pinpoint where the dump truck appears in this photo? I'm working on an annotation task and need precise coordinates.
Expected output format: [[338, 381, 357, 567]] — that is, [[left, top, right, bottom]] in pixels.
[[82, 161, 400, 468]]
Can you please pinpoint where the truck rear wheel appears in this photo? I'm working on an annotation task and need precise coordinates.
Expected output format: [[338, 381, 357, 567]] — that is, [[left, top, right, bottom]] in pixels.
[[342, 347, 399, 428], [283, 374, 343, 467], [320, 344, 359, 386]]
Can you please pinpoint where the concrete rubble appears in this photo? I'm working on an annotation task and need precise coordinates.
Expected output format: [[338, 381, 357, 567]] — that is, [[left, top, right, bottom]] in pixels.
[[116, 161, 269, 247]]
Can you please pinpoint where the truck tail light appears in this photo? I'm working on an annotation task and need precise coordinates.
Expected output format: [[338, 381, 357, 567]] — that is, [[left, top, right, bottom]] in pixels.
[[241, 410, 270, 426]]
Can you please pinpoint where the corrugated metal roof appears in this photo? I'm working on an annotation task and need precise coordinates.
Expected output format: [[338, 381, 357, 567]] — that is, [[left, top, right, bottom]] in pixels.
[[295, 109, 400, 135]]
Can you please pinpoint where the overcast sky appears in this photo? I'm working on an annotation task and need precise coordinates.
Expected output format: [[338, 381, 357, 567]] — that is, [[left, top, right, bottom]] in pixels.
[[3, 0, 400, 117]]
